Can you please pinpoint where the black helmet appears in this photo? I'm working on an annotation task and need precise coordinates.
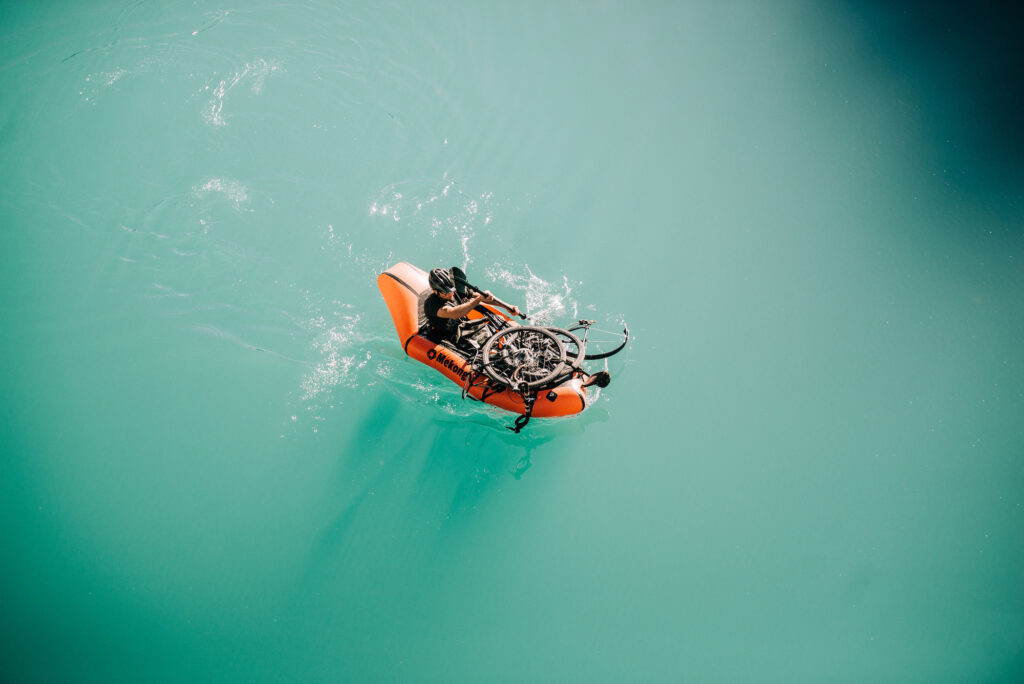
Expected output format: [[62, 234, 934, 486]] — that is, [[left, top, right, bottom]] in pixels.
[[428, 268, 455, 293]]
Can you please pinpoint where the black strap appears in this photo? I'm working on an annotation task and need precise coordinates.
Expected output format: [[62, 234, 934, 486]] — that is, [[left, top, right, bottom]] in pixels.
[[509, 413, 530, 433], [507, 384, 536, 433]]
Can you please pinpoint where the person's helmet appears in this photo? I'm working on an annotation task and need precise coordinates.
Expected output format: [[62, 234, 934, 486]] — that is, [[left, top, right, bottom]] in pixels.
[[428, 268, 455, 293]]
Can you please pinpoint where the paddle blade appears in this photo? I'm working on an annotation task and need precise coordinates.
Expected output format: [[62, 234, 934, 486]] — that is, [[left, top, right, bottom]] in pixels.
[[450, 266, 470, 295]]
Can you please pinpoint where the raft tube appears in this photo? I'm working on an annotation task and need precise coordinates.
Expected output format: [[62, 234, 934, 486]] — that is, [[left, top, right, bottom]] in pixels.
[[377, 262, 587, 417]]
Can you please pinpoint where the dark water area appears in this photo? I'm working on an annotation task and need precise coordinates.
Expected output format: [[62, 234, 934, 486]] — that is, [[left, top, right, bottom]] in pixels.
[[841, 1, 1024, 194]]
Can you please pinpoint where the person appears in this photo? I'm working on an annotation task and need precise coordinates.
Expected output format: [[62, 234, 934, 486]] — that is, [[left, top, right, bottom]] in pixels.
[[423, 267, 520, 346], [424, 267, 613, 390]]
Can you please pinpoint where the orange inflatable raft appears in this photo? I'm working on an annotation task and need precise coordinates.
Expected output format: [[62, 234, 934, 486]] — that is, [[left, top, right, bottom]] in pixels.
[[377, 262, 589, 419]]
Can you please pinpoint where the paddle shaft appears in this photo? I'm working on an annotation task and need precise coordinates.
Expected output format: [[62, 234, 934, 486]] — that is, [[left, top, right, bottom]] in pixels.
[[451, 267, 527, 319], [464, 285, 525, 319]]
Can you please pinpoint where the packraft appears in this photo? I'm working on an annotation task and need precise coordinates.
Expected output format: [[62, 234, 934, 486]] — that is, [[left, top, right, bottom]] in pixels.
[[377, 262, 627, 431]]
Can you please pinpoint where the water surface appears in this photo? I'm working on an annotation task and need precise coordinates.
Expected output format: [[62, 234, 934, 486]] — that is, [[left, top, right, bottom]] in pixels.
[[1, 1, 1022, 681]]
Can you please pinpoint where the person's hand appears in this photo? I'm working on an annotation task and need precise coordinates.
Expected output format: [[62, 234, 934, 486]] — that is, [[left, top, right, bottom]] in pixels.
[[510, 306, 521, 316], [479, 290, 495, 303]]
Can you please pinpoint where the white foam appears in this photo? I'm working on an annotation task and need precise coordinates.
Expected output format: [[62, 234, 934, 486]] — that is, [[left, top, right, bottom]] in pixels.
[[192, 177, 249, 208], [202, 58, 283, 127], [485, 264, 580, 323], [367, 176, 496, 267], [80, 67, 130, 103], [301, 312, 370, 400]]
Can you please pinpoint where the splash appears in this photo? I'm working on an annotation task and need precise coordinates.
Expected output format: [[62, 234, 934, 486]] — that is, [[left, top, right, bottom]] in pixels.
[[92, 67, 126, 86], [201, 58, 283, 127], [485, 264, 580, 324], [192, 177, 249, 209], [368, 176, 498, 266], [79, 67, 132, 103], [301, 311, 371, 401]]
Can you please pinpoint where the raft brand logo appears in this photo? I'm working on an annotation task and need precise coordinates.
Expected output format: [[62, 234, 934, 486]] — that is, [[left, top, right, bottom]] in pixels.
[[431, 349, 470, 382]]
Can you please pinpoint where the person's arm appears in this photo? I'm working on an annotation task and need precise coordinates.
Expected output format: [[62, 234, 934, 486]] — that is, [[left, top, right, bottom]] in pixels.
[[487, 299, 521, 317], [465, 288, 521, 317], [436, 292, 487, 319]]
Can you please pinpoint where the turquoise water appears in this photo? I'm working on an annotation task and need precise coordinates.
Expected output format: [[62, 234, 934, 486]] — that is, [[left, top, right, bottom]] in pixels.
[[2, 1, 1023, 681]]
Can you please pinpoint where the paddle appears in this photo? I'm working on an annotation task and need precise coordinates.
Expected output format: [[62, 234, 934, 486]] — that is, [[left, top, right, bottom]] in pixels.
[[451, 266, 527, 320]]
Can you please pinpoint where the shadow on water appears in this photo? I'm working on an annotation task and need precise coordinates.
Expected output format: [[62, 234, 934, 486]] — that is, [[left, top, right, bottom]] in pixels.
[[293, 392, 604, 598], [839, 1, 1024, 189]]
